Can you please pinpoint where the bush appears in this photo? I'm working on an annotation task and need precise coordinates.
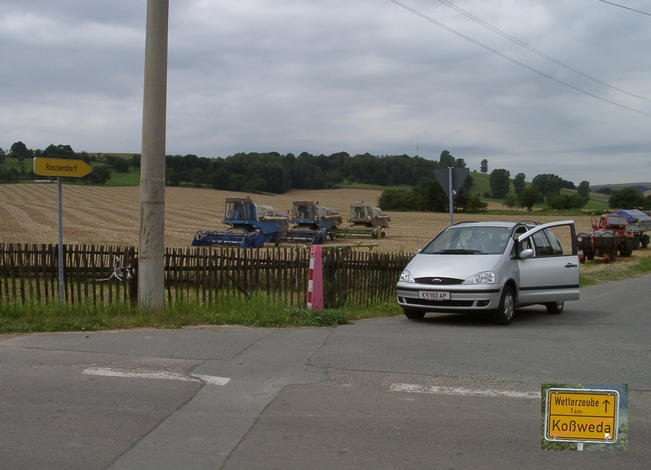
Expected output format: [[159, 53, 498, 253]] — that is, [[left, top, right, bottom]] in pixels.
[[85, 166, 111, 184], [547, 193, 585, 210]]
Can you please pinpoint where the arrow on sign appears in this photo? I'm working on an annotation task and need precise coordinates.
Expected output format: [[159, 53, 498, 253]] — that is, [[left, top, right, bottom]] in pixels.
[[33, 157, 93, 178]]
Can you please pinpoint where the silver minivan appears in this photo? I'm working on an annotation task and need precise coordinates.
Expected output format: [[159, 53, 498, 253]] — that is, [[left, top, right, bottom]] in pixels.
[[396, 220, 580, 324]]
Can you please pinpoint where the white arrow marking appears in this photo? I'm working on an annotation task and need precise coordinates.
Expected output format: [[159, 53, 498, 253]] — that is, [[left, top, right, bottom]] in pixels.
[[83, 367, 230, 386]]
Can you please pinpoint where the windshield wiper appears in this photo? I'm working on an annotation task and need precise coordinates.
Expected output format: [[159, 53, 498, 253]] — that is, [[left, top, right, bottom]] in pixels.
[[430, 249, 481, 254]]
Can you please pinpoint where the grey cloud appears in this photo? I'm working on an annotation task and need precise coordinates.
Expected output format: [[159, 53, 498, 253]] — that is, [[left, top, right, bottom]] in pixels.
[[1, 0, 650, 184]]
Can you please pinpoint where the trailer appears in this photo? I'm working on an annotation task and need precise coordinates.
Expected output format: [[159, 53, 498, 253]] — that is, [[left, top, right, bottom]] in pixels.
[[334, 202, 390, 239], [576, 231, 622, 263], [614, 209, 651, 249], [192, 196, 288, 248], [280, 201, 342, 244]]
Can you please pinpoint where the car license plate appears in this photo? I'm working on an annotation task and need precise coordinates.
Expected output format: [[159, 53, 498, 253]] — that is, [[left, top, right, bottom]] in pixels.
[[418, 290, 450, 301]]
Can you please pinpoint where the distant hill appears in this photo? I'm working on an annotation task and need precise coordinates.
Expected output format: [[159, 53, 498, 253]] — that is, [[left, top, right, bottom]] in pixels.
[[591, 182, 651, 193]]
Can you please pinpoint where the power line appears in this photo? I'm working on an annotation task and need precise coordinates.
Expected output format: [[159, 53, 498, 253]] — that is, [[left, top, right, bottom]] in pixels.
[[599, 0, 651, 17], [388, 0, 651, 117], [438, 0, 650, 102]]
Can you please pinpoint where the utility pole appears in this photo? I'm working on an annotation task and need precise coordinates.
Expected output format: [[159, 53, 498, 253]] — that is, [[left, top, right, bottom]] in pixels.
[[138, 0, 168, 308]]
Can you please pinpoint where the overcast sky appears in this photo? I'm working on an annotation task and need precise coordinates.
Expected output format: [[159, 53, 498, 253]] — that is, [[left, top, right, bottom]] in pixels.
[[2, 0, 650, 185]]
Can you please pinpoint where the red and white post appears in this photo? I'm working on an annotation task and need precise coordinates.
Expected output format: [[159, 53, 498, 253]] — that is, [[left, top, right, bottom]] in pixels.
[[307, 245, 324, 310]]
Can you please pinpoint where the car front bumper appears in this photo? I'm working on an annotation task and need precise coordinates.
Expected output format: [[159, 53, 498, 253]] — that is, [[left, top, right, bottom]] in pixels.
[[396, 283, 502, 311]]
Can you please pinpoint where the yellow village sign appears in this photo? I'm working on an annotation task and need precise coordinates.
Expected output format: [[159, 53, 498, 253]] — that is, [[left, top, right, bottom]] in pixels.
[[545, 388, 619, 444], [33, 157, 92, 178]]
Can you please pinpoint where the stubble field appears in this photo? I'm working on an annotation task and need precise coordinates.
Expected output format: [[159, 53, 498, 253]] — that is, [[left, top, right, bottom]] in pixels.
[[0, 183, 646, 268]]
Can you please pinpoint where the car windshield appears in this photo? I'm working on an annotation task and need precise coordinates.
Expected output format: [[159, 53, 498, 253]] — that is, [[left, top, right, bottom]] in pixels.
[[421, 226, 511, 255]]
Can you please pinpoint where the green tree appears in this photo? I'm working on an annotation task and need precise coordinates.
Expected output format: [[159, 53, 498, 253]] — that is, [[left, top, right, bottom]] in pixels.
[[167, 168, 181, 186], [426, 179, 449, 212], [513, 173, 526, 195], [548, 193, 584, 209], [532, 174, 564, 199], [10, 141, 30, 158], [480, 158, 488, 173], [85, 166, 110, 184], [112, 158, 130, 173], [456, 192, 487, 212], [42, 144, 74, 158], [489, 168, 511, 199], [518, 186, 540, 211], [439, 150, 455, 168], [379, 188, 426, 211], [0, 147, 5, 164], [504, 194, 519, 211], [577, 180, 590, 206], [609, 187, 646, 209]]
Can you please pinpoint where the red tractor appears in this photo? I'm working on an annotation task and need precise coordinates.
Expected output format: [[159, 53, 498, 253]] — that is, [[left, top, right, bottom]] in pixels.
[[591, 214, 637, 257]]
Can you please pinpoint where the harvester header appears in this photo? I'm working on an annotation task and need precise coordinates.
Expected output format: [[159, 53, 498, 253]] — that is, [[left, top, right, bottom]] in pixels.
[[280, 201, 342, 244], [192, 196, 288, 248]]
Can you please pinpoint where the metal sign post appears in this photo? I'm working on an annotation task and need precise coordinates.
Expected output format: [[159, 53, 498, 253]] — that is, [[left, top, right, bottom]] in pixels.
[[448, 167, 453, 225], [57, 177, 64, 300], [433, 167, 469, 225], [33, 157, 92, 301]]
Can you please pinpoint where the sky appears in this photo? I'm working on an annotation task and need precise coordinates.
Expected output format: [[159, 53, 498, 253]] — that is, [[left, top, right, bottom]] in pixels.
[[1, 0, 650, 186]]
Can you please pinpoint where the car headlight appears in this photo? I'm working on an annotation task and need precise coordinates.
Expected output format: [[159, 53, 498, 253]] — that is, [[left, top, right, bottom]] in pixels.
[[463, 271, 496, 284], [399, 269, 414, 283]]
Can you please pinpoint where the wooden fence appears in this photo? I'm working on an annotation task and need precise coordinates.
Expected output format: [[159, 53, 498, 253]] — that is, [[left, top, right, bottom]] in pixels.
[[0, 243, 412, 308]]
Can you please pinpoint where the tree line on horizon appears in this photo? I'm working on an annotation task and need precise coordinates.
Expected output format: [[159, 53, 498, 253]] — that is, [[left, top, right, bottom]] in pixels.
[[2, 141, 649, 211]]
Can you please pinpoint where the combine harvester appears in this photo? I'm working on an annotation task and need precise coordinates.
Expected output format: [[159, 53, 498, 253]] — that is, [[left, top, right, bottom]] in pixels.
[[192, 196, 288, 248], [334, 202, 390, 239], [280, 201, 342, 244]]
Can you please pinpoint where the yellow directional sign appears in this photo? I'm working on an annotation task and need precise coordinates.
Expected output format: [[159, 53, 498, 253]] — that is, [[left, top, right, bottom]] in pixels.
[[33, 157, 92, 178], [545, 388, 619, 443]]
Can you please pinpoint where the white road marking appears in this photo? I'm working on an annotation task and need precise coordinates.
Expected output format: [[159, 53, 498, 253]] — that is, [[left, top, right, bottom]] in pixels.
[[189, 373, 231, 386], [389, 383, 539, 399], [83, 366, 230, 386]]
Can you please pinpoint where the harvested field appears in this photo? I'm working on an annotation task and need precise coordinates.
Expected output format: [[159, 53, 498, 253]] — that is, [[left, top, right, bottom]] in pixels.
[[0, 183, 645, 267]]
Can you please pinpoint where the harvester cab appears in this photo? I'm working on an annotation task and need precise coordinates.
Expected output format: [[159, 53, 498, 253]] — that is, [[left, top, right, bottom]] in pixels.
[[192, 196, 289, 248], [280, 201, 342, 244], [335, 202, 390, 239]]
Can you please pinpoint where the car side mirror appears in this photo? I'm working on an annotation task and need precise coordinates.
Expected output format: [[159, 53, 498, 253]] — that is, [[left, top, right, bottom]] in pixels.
[[519, 248, 534, 260]]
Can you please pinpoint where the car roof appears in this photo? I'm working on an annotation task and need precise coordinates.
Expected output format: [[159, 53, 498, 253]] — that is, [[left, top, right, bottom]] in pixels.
[[450, 221, 519, 229]]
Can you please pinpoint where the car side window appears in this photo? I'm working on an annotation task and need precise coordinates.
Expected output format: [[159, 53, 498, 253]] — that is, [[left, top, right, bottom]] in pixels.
[[512, 226, 531, 256], [532, 231, 553, 256], [545, 229, 564, 255]]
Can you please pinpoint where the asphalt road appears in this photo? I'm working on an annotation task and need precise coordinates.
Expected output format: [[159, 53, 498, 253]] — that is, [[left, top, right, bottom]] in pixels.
[[1, 274, 649, 469]]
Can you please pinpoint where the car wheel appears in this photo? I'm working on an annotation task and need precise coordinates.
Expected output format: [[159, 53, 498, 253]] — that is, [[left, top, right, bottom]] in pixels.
[[493, 286, 515, 325], [546, 301, 564, 314], [402, 307, 425, 320]]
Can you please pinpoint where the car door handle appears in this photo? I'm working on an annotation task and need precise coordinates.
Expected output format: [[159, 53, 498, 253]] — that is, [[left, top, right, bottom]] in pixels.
[[564, 263, 578, 268]]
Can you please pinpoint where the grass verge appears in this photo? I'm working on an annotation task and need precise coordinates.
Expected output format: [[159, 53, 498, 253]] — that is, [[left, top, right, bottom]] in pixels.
[[580, 255, 651, 287], [0, 294, 401, 334], [3, 257, 648, 334]]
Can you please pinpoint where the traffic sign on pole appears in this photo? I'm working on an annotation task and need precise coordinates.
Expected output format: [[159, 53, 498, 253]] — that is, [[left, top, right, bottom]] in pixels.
[[433, 167, 469, 225], [32, 157, 93, 301], [33, 157, 92, 178]]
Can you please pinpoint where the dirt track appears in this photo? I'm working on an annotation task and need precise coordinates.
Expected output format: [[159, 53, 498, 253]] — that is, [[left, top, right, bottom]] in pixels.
[[0, 183, 637, 259]]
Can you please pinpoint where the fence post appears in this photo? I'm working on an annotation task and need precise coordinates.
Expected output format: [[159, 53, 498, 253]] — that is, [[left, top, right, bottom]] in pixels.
[[307, 245, 323, 310]]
